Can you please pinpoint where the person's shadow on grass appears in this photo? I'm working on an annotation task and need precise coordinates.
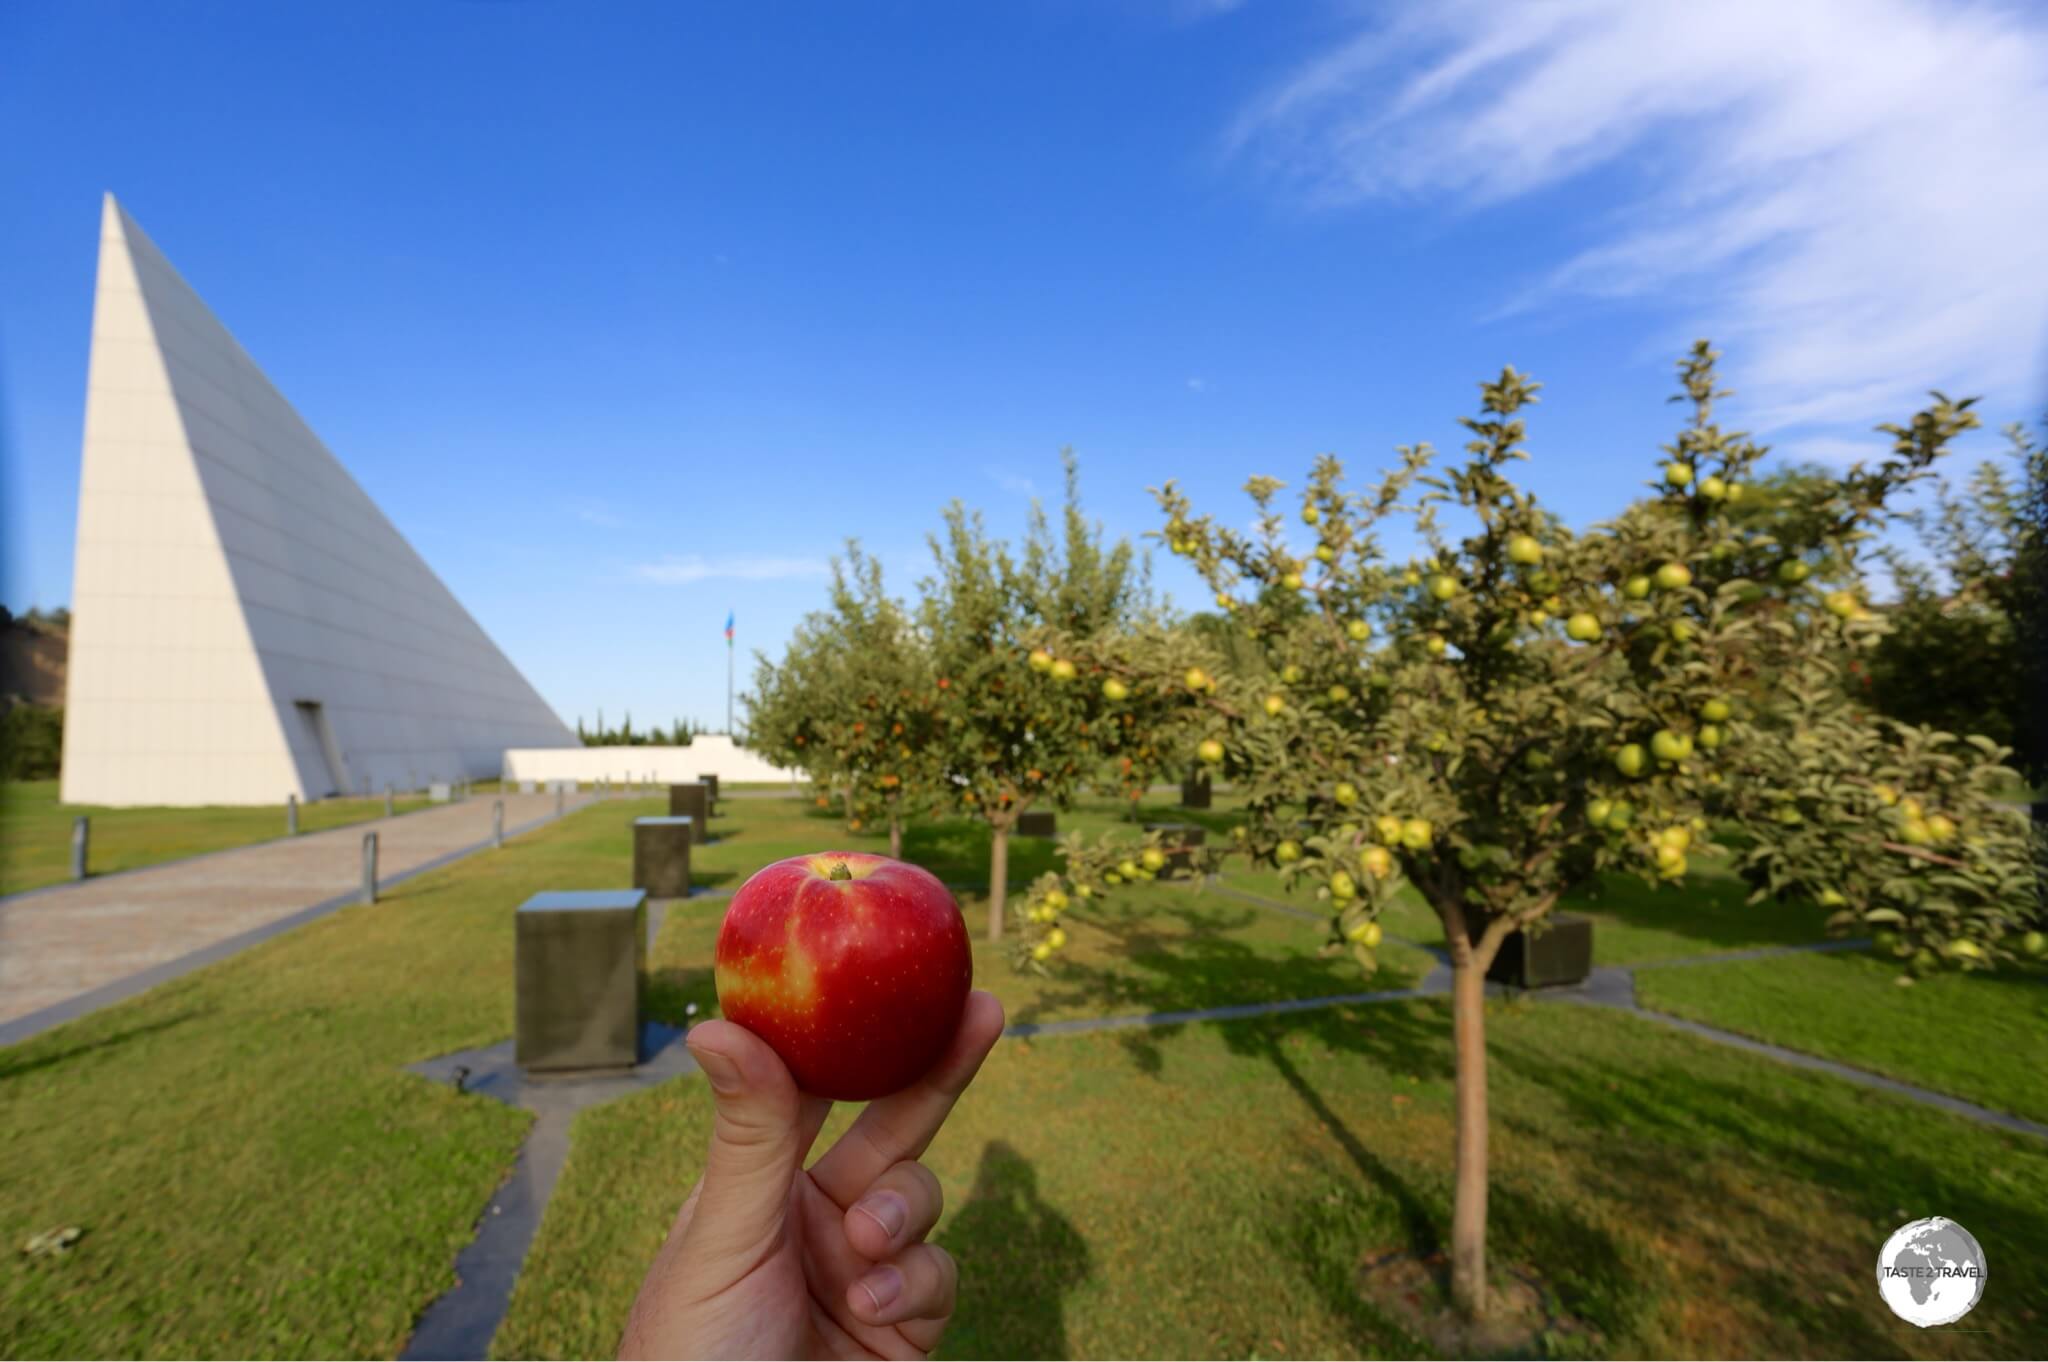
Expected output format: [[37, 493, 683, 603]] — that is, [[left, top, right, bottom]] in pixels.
[[935, 1140, 1089, 1360]]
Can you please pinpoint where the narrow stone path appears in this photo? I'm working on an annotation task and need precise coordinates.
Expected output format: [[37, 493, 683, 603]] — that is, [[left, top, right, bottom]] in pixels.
[[0, 791, 603, 1044], [402, 1022, 701, 1360]]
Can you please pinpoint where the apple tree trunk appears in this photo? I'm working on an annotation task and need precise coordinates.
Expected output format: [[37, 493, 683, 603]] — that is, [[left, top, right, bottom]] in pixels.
[[889, 816, 903, 861], [1448, 957, 1490, 1318], [987, 823, 1009, 941]]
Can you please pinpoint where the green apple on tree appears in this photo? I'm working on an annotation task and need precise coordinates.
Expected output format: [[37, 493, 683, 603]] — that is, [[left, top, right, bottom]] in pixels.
[[1011, 342, 2033, 1324]]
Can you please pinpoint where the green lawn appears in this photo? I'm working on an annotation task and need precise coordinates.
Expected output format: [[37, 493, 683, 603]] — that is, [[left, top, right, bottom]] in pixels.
[[0, 810, 590, 1357], [1219, 854, 1838, 965], [1636, 949, 2048, 1124], [0, 791, 1403, 1357], [0, 779, 433, 896], [8, 789, 2045, 1359], [497, 993, 2048, 1360]]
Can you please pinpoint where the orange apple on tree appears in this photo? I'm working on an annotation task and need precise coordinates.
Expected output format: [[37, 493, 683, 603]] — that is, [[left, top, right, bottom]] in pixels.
[[744, 544, 945, 860]]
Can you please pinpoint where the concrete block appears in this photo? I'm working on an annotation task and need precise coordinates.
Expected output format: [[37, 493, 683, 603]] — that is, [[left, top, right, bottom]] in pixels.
[[668, 783, 711, 843], [1484, 912, 1594, 990], [633, 816, 694, 898], [430, 782, 452, 803], [515, 890, 646, 1072]]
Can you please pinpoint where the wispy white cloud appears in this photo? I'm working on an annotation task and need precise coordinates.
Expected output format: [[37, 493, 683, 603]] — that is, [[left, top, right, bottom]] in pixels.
[[1227, 0, 2048, 432], [1186, 376, 1208, 392], [633, 554, 830, 585], [984, 466, 1038, 498]]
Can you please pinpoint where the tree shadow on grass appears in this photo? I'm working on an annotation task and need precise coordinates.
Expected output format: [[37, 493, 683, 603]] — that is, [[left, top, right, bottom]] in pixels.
[[900, 821, 1062, 889], [1005, 897, 1430, 1060], [1236, 990, 2048, 1354], [1566, 866, 1832, 956], [1487, 1022, 2048, 1355], [0, 1008, 209, 1082], [934, 1141, 1089, 1361], [1232, 1004, 1641, 1356]]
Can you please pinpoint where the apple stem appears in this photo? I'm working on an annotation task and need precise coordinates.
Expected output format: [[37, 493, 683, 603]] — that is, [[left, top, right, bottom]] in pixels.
[[828, 861, 853, 881]]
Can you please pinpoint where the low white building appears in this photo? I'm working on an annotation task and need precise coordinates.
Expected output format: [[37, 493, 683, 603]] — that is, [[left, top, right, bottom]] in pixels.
[[503, 735, 801, 787]]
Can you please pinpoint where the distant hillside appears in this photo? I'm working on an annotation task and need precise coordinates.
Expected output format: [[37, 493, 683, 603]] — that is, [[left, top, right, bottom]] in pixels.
[[1, 607, 68, 710]]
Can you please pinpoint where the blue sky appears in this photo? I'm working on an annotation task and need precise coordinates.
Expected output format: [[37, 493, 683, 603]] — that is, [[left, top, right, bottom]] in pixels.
[[4, 0, 2045, 734]]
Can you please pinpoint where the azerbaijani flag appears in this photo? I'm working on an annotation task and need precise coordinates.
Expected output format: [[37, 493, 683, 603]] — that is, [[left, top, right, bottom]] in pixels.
[[724, 610, 735, 643]]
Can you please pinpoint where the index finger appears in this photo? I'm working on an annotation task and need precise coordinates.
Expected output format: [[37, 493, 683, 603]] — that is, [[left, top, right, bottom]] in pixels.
[[808, 989, 1004, 1208]]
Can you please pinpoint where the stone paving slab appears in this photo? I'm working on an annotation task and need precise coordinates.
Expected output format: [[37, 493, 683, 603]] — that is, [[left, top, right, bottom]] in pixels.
[[0, 792, 592, 1032]]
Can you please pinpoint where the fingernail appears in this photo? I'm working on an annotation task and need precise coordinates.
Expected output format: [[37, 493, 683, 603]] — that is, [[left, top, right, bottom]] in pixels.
[[690, 1045, 742, 1094], [854, 1191, 908, 1240], [858, 1264, 904, 1314]]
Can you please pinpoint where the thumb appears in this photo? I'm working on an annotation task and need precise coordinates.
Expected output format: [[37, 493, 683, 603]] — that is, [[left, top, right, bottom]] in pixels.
[[683, 1020, 806, 1266]]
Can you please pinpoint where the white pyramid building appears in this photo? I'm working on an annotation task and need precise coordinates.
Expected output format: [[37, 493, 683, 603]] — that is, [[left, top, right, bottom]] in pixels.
[[60, 196, 577, 807]]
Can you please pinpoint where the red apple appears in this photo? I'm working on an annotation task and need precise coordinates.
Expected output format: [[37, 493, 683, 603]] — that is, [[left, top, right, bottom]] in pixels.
[[715, 852, 971, 1100]]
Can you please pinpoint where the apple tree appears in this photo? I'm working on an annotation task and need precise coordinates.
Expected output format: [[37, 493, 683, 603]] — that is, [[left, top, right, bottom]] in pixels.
[[920, 453, 1165, 939], [1016, 343, 2037, 1317], [742, 615, 837, 796], [743, 544, 945, 856], [1864, 419, 2042, 765]]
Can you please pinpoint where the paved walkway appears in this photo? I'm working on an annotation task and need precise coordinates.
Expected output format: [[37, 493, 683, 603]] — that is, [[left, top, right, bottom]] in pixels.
[[0, 791, 593, 1041]]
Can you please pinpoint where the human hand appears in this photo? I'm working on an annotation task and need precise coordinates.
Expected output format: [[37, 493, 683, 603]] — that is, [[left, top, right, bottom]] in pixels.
[[618, 989, 1005, 1360]]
